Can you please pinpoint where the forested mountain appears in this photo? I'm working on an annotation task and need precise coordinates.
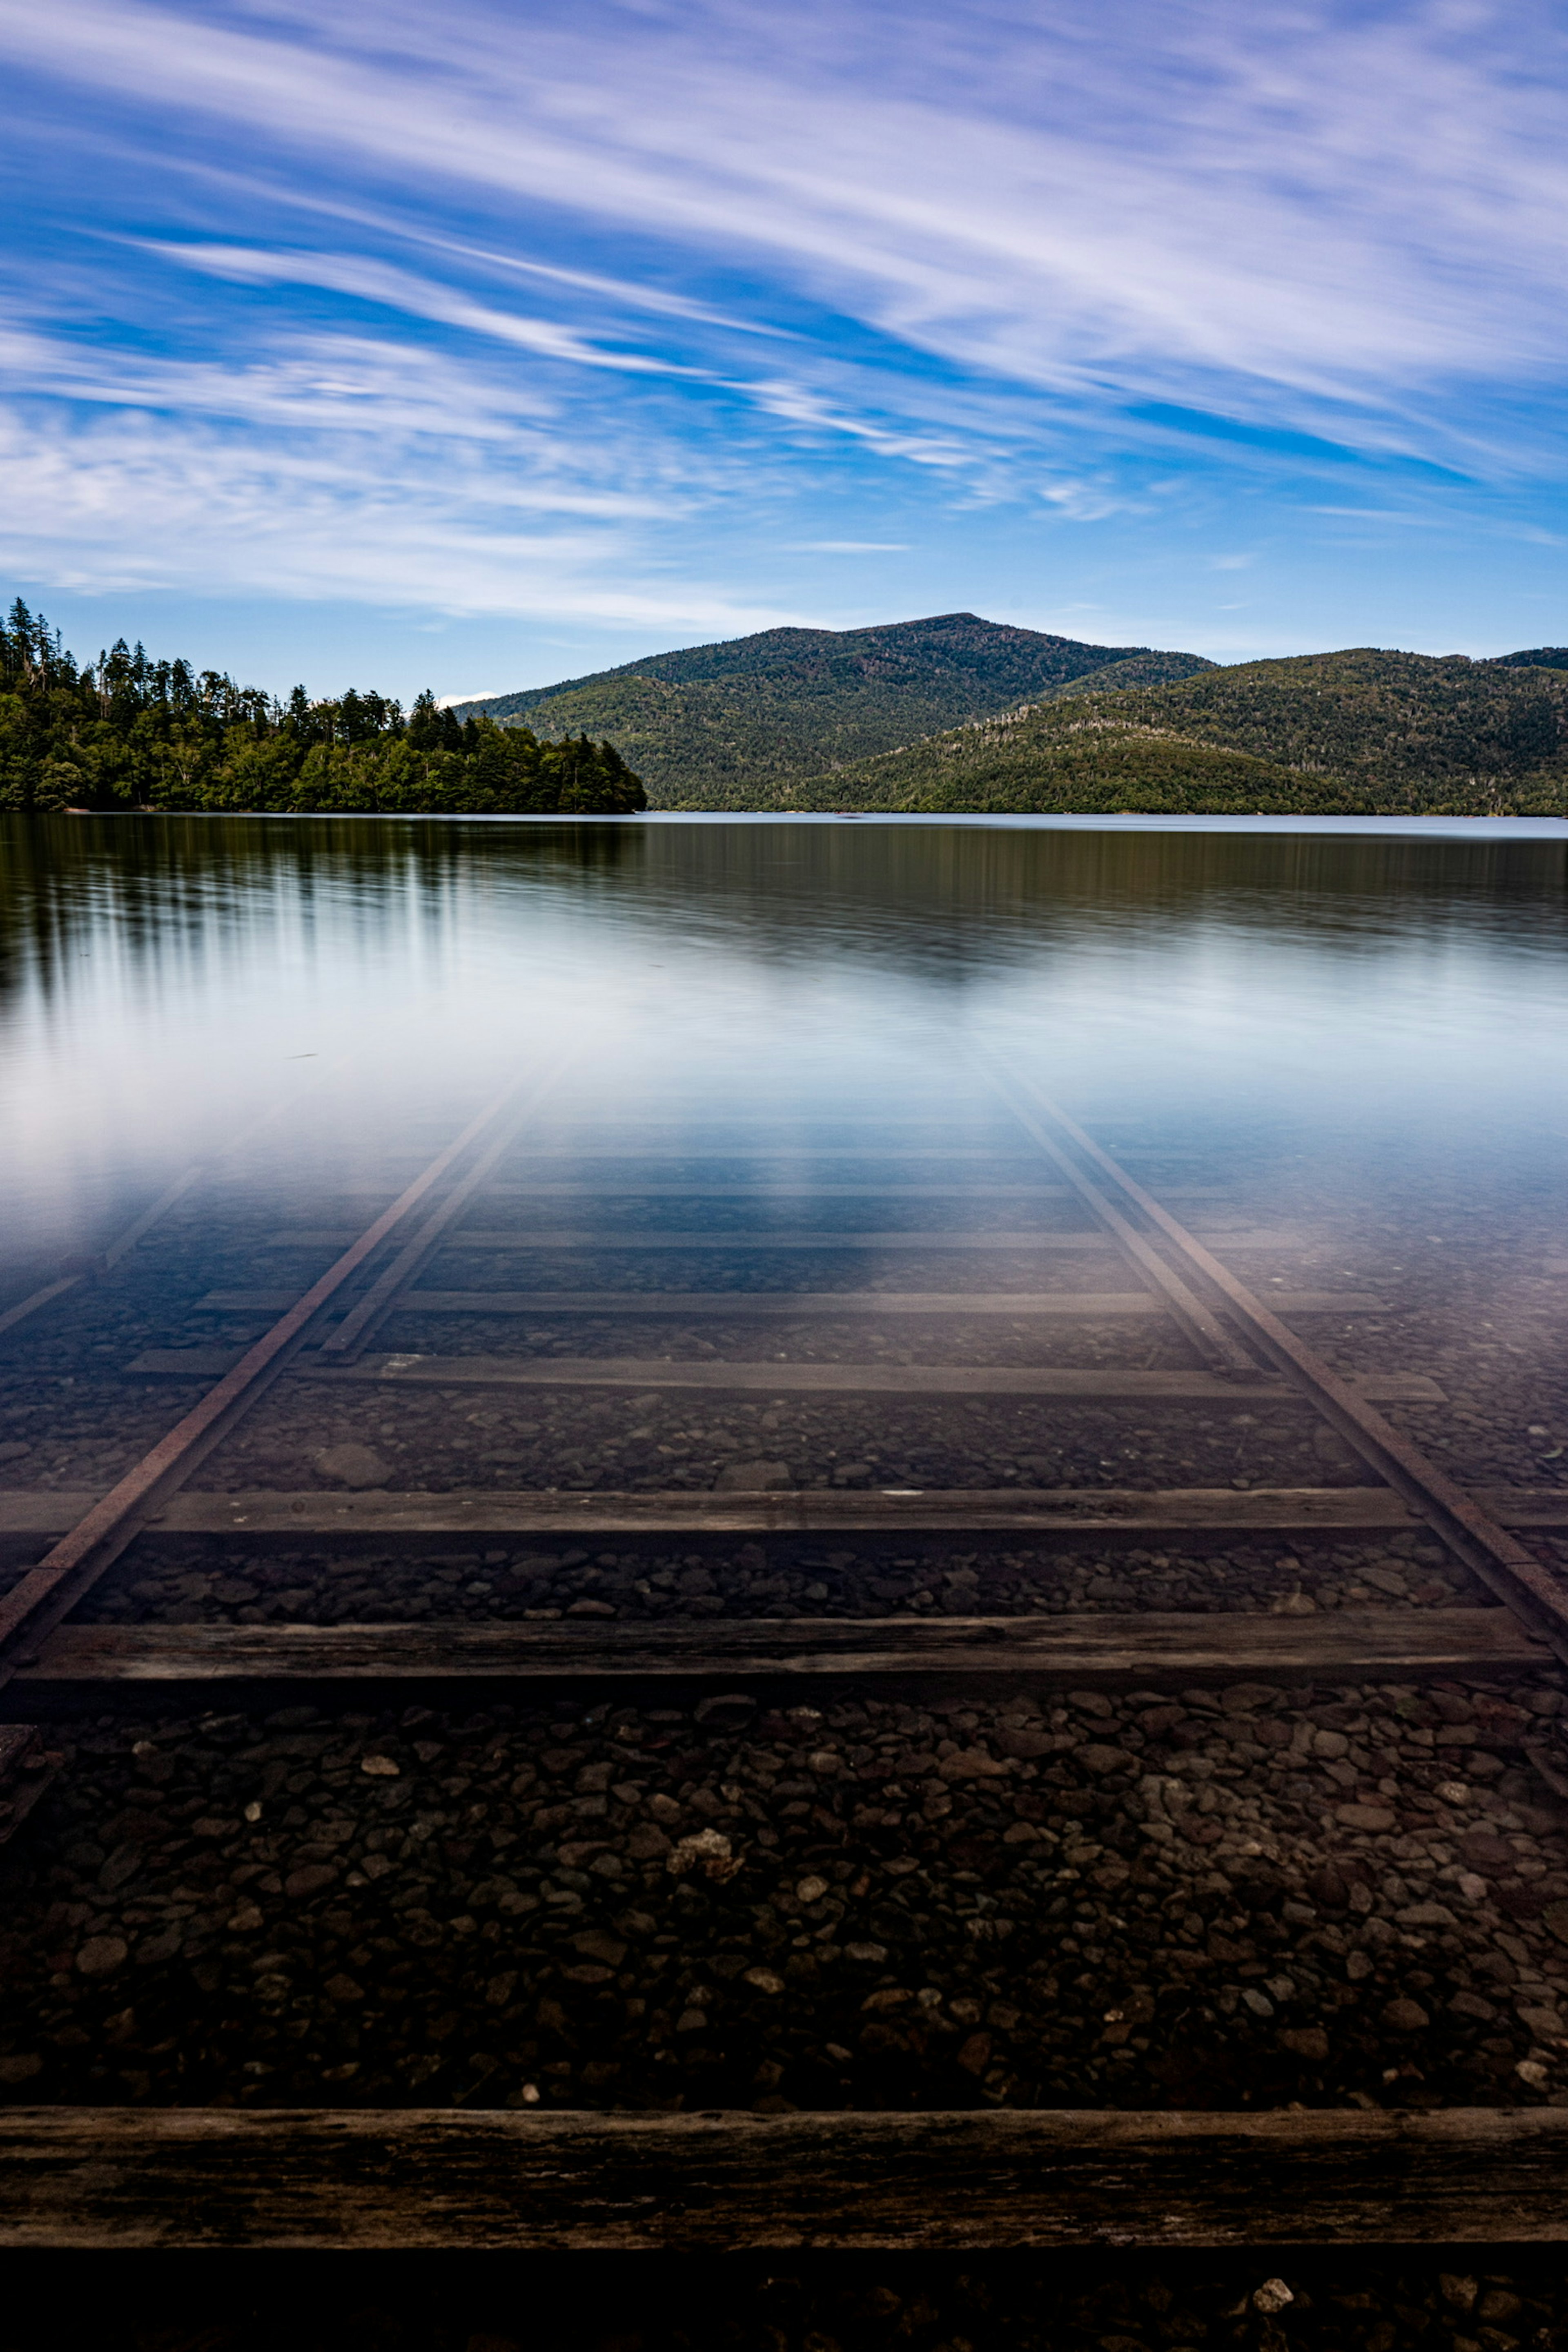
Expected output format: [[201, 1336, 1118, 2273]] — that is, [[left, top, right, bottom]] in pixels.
[[7, 599, 1562, 818], [759, 649, 1568, 815], [0, 602, 646, 816], [455, 612, 1214, 801]]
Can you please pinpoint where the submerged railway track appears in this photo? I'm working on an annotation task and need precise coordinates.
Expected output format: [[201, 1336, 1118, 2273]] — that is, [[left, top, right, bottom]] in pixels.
[[2, 1071, 1567, 2251]]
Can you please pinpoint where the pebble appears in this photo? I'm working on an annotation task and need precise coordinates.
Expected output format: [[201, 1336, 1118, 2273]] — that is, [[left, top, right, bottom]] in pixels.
[[315, 1444, 393, 1489], [4, 1672, 1568, 2118]]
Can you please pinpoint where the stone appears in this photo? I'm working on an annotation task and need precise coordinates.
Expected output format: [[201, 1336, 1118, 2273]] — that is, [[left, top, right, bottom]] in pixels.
[[1336, 1802, 1396, 1832], [360, 1754, 401, 1777], [1219, 1684, 1278, 1716], [1278, 2027, 1329, 2062], [711, 1460, 793, 1491], [744, 1968, 786, 1995], [1462, 1831, 1516, 1870], [315, 1443, 392, 1489], [574, 1930, 627, 1968], [939, 1746, 1010, 1782], [1381, 1996, 1430, 2033], [284, 1863, 339, 1898], [0, 2055, 42, 2082], [666, 1828, 742, 1882], [76, 1936, 127, 1978], [1253, 2281, 1295, 2316], [135, 1926, 183, 1966]]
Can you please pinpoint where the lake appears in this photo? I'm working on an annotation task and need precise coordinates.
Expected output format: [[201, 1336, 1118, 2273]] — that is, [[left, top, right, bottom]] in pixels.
[[3, 813, 1566, 1294]]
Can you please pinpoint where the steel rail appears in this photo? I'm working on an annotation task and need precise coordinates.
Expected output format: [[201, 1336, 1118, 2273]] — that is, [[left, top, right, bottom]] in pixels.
[[985, 1070, 1260, 1377], [1002, 1069, 1568, 1661], [319, 1057, 573, 1360], [0, 1073, 541, 1702]]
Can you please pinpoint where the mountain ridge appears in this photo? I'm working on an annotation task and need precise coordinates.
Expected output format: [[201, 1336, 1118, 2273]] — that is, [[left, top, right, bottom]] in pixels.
[[453, 612, 1215, 800], [760, 647, 1568, 817]]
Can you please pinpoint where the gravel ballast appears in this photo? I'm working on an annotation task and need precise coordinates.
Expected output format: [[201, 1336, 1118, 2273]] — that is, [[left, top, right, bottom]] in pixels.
[[5, 1677, 1568, 2116]]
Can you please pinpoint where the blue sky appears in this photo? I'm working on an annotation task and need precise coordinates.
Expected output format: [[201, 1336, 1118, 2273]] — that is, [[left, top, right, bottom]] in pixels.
[[4, 0, 1567, 700]]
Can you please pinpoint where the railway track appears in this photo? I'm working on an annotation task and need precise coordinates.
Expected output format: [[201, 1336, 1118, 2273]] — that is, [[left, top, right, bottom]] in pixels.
[[1, 1072, 1566, 2248]]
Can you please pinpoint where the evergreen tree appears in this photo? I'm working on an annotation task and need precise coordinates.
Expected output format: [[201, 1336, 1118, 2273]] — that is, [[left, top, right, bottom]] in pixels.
[[0, 598, 648, 816]]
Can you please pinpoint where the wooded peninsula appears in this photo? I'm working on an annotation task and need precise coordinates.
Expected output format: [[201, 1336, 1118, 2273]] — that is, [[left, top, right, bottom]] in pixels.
[[0, 602, 647, 816]]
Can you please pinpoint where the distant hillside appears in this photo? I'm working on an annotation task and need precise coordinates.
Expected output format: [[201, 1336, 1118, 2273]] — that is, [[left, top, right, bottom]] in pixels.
[[1491, 647, 1568, 671], [454, 613, 1213, 802], [764, 649, 1568, 815]]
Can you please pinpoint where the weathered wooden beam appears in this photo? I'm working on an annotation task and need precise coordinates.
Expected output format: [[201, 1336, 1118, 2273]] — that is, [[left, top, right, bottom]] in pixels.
[[197, 1288, 1391, 1318], [122, 1354, 1445, 1403], [261, 1228, 1302, 1254], [19, 1607, 1546, 1687], [332, 1183, 1234, 1201], [6, 1485, 1563, 1556], [1, 2106, 1566, 2249], [281, 1356, 1444, 1404]]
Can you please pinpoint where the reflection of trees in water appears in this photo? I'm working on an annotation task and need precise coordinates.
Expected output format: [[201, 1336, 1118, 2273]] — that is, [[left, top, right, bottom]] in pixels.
[[618, 823, 1568, 988], [0, 814, 646, 1014], [1, 813, 1563, 1018]]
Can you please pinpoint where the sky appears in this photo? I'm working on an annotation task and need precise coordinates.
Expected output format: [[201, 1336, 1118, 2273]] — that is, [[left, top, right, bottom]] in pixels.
[[3, 0, 1568, 700]]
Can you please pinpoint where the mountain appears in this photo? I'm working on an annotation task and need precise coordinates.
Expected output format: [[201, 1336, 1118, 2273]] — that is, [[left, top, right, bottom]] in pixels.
[[763, 649, 1568, 815], [453, 613, 1214, 803]]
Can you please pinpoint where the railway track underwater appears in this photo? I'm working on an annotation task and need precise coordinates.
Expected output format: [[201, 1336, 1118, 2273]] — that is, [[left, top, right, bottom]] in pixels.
[[3, 1061, 1568, 2284]]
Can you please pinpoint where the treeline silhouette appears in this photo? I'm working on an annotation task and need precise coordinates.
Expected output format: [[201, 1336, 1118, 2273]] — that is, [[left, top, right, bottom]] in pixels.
[[0, 601, 646, 816]]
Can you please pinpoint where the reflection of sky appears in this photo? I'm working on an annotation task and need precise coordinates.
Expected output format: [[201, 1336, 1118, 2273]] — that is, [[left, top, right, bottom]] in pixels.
[[2, 816, 1566, 1277]]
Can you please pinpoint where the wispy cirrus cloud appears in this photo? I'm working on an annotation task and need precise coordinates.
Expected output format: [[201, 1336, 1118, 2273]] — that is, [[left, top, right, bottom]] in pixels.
[[10, 0, 1568, 422], [1, 0, 1566, 668]]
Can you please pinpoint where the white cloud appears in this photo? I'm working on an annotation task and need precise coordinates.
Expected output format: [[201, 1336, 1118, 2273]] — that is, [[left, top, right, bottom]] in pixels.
[[5, 0, 1568, 637], [5, 0, 1568, 448], [147, 243, 702, 377], [0, 396, 795, 628]]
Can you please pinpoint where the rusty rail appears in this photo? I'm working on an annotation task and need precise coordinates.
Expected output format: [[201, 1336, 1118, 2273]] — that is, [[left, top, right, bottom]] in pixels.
[[0, 1074, 541, 1698], [998, 1067, 1568, 1664]]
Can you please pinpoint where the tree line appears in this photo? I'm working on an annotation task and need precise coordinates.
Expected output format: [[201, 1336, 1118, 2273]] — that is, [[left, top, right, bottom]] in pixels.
[[0, 601, 646, 816]]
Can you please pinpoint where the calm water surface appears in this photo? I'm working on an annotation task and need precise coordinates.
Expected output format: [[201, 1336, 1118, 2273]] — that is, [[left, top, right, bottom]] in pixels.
[[2, 812, 1566, 1291]]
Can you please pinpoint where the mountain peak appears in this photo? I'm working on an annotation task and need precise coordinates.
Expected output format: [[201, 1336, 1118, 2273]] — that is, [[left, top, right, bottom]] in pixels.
[[452, 613, 1213, 801]]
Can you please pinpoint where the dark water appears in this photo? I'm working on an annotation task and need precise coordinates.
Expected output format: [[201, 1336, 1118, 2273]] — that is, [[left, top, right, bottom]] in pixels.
[[2, 813, 1566, 1290]]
